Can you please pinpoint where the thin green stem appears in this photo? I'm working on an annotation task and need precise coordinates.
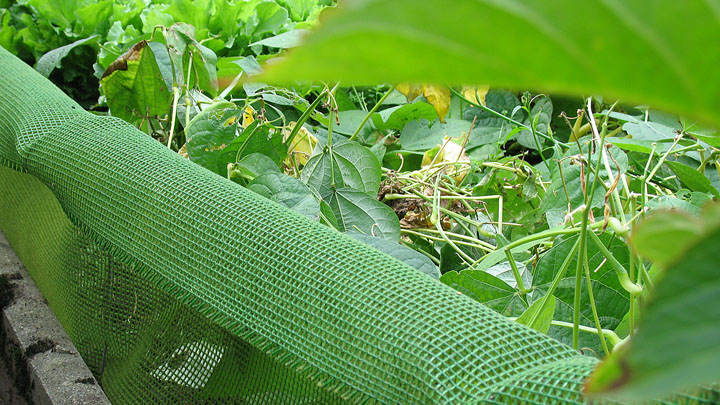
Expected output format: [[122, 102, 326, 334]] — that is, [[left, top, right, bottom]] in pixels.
[[449, 87, 568, 147], [573, 233, 586, 350], [587, 230, 642, 295], [402, 229, 492, 251], [527, 238, 580, 327], [583, 250, 611, 356], [548, 320, 621, 346], [573, 97, 608, 349], [349, 84, 396, 142], [167, 87, 181, 148], [504, 250, 527, 296], [285, 93, 324, 148], [431, 176, 474, 264]]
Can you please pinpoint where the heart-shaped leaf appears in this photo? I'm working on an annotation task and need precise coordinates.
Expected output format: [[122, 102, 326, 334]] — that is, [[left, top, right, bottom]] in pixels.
[[325, 188, 400, 241], [301, 139, 382, 199]]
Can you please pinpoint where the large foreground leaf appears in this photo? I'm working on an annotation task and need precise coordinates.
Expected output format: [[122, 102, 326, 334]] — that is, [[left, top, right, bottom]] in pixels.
[[260, 0, 720, 127], [585, 212, 720, 400]]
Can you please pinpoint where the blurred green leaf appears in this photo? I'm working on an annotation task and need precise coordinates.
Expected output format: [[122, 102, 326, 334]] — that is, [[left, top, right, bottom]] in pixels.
[[586, 214, 720, 400], [250, 29, 309, 49], [630, 205, 720, 268], [260, 0, 720, 128]]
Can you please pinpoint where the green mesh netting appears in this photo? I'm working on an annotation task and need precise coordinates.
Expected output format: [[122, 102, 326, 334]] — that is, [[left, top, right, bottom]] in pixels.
[[0, 45, 717, 404]]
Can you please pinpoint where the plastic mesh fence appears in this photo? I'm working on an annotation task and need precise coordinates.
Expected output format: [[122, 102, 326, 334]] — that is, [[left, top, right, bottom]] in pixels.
[[0, 45, 717, 404]]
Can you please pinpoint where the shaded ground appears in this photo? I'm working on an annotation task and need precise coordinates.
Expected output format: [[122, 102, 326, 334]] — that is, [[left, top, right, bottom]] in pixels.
[[0, 350, 27, 405]]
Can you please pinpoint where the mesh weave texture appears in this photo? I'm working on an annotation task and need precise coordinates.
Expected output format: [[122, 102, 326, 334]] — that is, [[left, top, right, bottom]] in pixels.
[[0, 45, 718, 404]]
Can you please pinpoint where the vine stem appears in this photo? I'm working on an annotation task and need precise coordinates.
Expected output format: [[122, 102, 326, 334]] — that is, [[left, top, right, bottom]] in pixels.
[[526, 238, 580, 327], [449, 87, 568, 147], [284, 93, 325, 148], [431, 176, 474, 264], [167, 87, 180, 148], [573, 97, 611, 349], [547, 321, 621, 346], [583, 252, 611, 356], [349, 84, 397, 142]]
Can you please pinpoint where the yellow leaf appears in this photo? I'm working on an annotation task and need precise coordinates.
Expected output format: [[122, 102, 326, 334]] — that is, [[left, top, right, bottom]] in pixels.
[[422, 85, 451, 122], [421, 136, 470, 183], [178, 142, 189, 159], [283, 122, 317, 166], [242, 106, 255, 127], [397, 83, 452, 122], [396, 83, 423, 101], [462, 85, 489, 106]]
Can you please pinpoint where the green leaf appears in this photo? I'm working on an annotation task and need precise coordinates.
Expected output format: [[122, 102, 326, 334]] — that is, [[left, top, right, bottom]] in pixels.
[[277, 0, 325, 22], [190, 42, 219, 95], [252, 2, 289, 36], [73, 0, 113, 37], [533, 233, 630, 354], [216, 121, 287, 176], [630, 205, 720, 268], [35, 35, 99, 77], [610, 112, 678, 142], [398, 119, 472, 151], [607, 138, 673, 155], [186, 101, 237, 173], [248, 172, 322, 220], [689, 127, 720, 148], [646, 194, 705, 215], [539, 139, 628, 227], [485, 261, 531, 291], [301, 139, 382, 199], [259, 0, 720, 128], [348, 233, 440, 279], [325, 188, 400, 241], [515, 95, 552, 150], [100, 41, 173, 122], [231, 153, 282, 183], [464, 90, 523, 149], [332, 110, 376, 139], [585, 216, 720, 400], [250, 29, 309, 49], [665, 161, 720, 198], [440, 270, 526, 317], [516, 295, 556, 334], [373, 101, 437, 131]]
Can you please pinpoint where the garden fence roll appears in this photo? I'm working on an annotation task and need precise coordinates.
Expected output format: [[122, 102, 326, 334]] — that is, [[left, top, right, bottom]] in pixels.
[[0, 45, 716, 404]]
